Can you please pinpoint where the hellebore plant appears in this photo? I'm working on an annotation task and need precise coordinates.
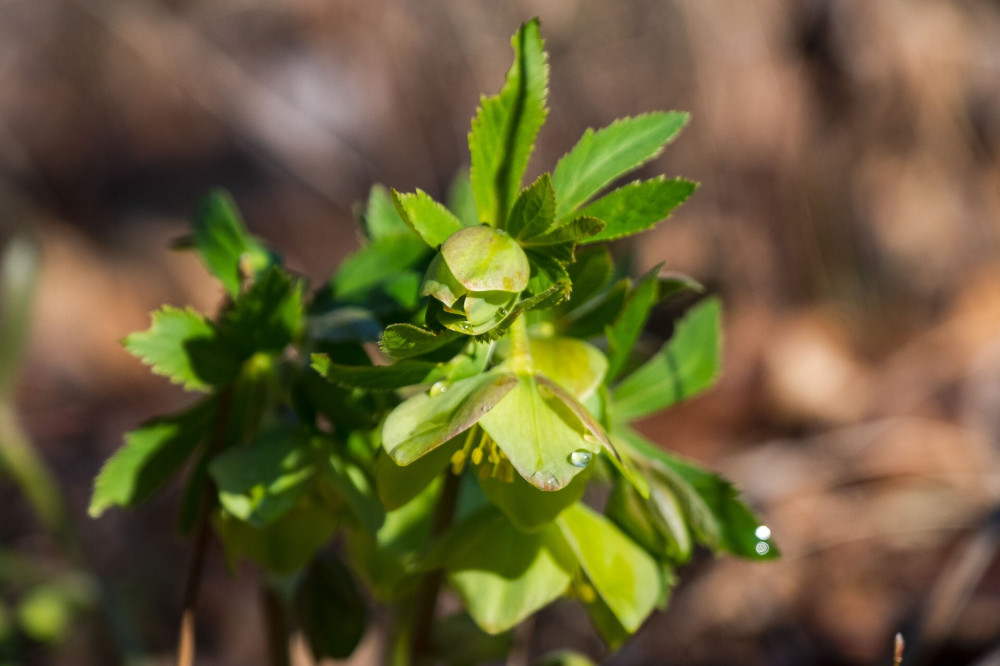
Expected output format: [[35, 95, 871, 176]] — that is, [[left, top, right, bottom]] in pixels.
[[90, 19, 777, 666]]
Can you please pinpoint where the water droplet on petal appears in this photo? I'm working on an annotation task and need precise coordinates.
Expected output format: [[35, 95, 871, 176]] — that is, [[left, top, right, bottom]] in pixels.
[[754, 525, 771, 540], [480, 404, 491, 413], [755, 541, 770, 556], [582, 433, 598, 445], [430, 381, 448, 396], [459, 322, 472, 332], [569, 450, 592, 468], [498, 308, 508, 316]]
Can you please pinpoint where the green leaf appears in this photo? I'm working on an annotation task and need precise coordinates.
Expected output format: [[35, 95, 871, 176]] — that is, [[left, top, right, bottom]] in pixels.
[[479, 375, 600, 491], [520, 216, 605, 247], [333, 235, 428, 300], [560, 279, 628, 339], [564, 246, 613, 311], [606, 477, 691, 563], [484, 280, 572, 342], [192, 189, 270, 296], [447, 169, 479, 227], [324, 445, 385, 533], [382, 371, 517, 465], [525, 249, 571, 295], [432, 612, 513, 666], [557, 503, 659, 632], [295, 553, 367, 660], [218, 266, 304, 358], [527, 337, 607, 400], [375, 439, 459, 511], [552, 113, 689, 219], [605, 265, 662, 382], [441, 226, 530, 293], [123, 306, 239, 391], [379, 324, 461, 360], [444, 508, 575, 634], [508, 173, 556, 241], [469, 19, 549, 225], [392, 189, 465, 248], [612, 297, 721, 422], [209, 426, 314, 527], [582, 588, 630, 650], [89, 398, 216, 517], [361, 184, 411, 241], [618, 428, 778, 560], [579, 177, 697, 243], [311, 354, 444, 391], [479, 468, 586, 532], [215, 498, 338, 574], [657, 272, 704, 301]]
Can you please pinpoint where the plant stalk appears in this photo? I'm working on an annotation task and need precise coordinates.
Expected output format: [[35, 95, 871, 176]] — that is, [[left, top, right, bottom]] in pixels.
[[262, 584, 291, 666], [176, 386, 233, 666], [408, 469, 462, 664]]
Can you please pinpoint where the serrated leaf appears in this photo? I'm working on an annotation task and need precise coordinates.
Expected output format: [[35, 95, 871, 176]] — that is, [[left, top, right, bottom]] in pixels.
[[444, 507, 575, 634], [552, 113, 689, 219], [579, 177, 697, 243], [311, 354, 445, 391], [611, 297, 721, 422], [392, 189, 464, 248], [382, 371, 517, 465], [525, 249, 571, 295], [557, 503, 659, 633], [218, 266, 304, 358], [295, 553, 367, 660], [469, 19, 549, 225], [209, 426, 314, 527], [89, 398, 216, 517], [123, 306, 239, 391], [521, 216, 604, 247], [605, 265, 662, 381], [508, 173, 556, 240], [192, 189, 269, 296], [478, 375, 600, 491], [379, 324, 461, 360]]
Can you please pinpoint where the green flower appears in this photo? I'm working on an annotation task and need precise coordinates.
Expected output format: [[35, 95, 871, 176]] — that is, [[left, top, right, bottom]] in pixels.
[[422, 226, 529, 335]]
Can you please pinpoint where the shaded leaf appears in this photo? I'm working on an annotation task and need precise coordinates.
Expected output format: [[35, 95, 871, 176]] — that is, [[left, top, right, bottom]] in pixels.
[[508, 173, 556, 240], [192, 189, 270, 296], [612, 297, 721, 422], [605, 265, 662, 382], [479, 468, 586, 532], [380, 324, 461, 360], [295, 553, 367, 660]]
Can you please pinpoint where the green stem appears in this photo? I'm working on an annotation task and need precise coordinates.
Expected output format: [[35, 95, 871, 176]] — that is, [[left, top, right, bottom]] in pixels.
[[507, 314, 533, 373], [408, 470, 462, 664]]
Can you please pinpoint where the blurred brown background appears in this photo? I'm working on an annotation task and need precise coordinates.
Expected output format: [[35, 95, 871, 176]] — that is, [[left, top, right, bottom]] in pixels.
[[2, 0, 1000, 664]]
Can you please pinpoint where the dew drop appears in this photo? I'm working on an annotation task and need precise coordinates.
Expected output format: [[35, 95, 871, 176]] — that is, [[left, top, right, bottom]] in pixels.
[[497, 308, 508, 317], [480, 404, 492, 413], [459, 322, 472, 332], [754, 525, 771, 540], [569, 450, 592, 468], [755, 541, 770, 556], [582, 433, 599, 445], [430, 381, 448, 396], [531, 471, 559, 491]]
